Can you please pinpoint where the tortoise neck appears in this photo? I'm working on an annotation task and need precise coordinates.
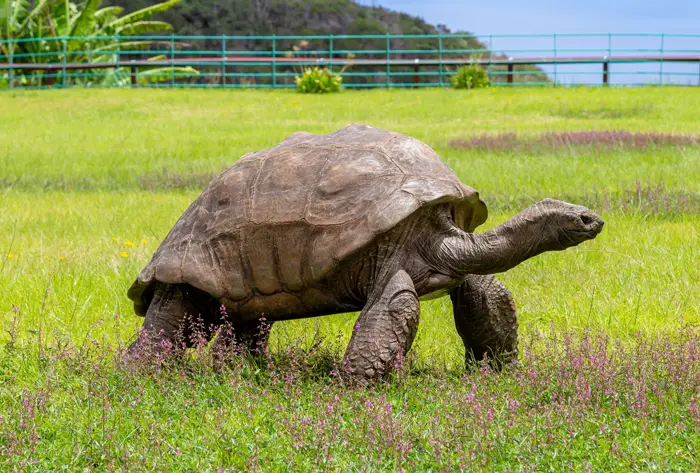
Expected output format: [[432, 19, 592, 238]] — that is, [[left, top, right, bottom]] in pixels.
[[443, 212, 544, 276]]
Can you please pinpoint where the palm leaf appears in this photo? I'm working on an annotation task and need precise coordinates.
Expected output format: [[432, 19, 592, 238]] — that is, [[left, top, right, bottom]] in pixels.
[[1, 0, 15, 35], [92, 39, 188, 53], [11, 0, 30, 29], [108, 0, 180, 29], [0, 0, 8, 29], [17, 0, 58, 35], [116, 20, 172, 36], [1, 0, 13, 47], [50, 0, 71, 36], [63, 0, 70, 33], [94, 6, 122, 21], [3, 0, 29, 35], [92, 40, 158, 53], [70, 0, 102, 38]]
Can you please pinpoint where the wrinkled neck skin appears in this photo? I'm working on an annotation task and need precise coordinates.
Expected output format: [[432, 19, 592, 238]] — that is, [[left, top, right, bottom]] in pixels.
[[431, 206, 554, 278]]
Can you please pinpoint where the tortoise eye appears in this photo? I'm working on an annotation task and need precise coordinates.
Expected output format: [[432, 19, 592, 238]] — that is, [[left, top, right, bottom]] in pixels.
[[449, 208, 456, 224]]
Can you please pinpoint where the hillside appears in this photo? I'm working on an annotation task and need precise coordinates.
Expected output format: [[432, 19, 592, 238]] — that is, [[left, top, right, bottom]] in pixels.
[[106, 0, 549, 84], [108, 0, 477, 40]]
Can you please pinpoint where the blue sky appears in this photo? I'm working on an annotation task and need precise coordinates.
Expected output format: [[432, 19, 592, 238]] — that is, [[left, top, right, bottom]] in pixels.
[[356, 0, 700, 85], [364, 0, 700, 35]]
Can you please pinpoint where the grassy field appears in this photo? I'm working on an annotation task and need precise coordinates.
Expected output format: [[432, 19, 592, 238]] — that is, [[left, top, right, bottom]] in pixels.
[[1, 87, 699, 471]]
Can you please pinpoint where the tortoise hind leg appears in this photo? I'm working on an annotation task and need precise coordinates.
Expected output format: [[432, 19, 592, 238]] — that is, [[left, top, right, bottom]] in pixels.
[[126, 283, 219, 360], [211, 318, 274, 357], [450, 275, 518, 370]]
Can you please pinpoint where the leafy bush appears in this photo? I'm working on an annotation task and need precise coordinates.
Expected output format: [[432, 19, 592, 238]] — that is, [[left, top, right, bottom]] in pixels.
[[451, 64, 490, 89], [0, 0, 185, 87], [295, 67, 343, 94]]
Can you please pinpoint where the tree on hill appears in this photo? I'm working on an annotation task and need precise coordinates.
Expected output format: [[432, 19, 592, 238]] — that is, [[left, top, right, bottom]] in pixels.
[[104, 0, 550, 85]]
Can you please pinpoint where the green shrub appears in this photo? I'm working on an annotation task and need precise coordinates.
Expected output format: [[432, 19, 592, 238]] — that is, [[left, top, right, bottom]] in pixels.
[[451, 64, 490, 89], [295, 67, 343, 94], [0, 0, 185, 87]]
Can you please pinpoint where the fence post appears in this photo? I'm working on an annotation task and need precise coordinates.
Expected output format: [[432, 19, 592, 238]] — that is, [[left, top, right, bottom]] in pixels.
[[507, 61, 514, 84], [272, 35, 277, 88], [221, 35, 226, 87], [659, 33, 665, 85], [413, 61, 420, 88], [329, 34, 333, 74], [116, 36, 121, 86], [488, 34, 493, 85], [8, 39, 13, 89], [607, 33, 612, 86], [552, 33, 557, 86], [61, 38, 67, 87], [46, 68, 55, 87], [438, 33, 443, 87], [385, 33, 391, 88], [603, 61, 609, 85], [170, 34, 175, 86]]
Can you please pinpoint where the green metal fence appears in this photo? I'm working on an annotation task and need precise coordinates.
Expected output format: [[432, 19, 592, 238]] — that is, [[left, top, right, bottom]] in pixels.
[[1, 33, 699, 89]]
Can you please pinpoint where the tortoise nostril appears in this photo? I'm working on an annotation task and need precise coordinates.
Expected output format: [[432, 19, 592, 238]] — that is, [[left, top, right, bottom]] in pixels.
[[580, 214, 593, 226]]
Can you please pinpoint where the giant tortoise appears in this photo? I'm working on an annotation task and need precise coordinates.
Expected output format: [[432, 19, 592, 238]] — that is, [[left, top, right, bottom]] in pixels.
[[127, 124, 604, 380]]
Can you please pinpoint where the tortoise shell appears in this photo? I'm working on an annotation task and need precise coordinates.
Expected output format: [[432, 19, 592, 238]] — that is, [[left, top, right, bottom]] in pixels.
[[128, 124, 487, 314]]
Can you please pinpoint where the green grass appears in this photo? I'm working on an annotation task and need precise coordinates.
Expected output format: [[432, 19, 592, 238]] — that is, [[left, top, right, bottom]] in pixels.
[[0, 87, 698, 471], [2, 87, 699, 195]]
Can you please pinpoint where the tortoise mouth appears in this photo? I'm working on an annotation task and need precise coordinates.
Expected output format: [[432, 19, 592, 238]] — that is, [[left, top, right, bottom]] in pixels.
[[571, 216, 604, 238], [570, 228, 602, 240]]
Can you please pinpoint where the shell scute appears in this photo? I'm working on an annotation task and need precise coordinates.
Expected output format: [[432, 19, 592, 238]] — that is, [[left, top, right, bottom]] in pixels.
[[306, 148, 402, 226]]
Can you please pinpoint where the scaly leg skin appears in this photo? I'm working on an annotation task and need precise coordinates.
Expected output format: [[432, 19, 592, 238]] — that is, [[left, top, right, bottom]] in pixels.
[[450, 274, 518, 370], [343, 270, 420, 383], [125, 283, 218, 363]]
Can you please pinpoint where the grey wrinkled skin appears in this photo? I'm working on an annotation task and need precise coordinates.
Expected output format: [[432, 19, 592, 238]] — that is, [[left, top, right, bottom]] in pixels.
[[126, 124, 604, 381], [451, 275, 518, 369]]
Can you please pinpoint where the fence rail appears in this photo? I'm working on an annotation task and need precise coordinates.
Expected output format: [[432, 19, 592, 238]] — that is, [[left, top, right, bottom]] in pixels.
[[2, 33, 700, 89]]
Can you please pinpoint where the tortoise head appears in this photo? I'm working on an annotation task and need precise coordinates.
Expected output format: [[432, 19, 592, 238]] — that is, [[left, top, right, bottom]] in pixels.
[[520, 198, 604, 251]]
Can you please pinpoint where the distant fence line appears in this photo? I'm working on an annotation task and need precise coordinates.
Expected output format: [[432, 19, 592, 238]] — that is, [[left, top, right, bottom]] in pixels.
[[1, 33, 700, 89]]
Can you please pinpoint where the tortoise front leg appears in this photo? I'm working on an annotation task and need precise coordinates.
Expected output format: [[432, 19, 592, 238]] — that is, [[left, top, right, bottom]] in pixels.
[[450, 274, 518, 370], [126, 283, 219, 360], [343, 270, 420, 382]]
